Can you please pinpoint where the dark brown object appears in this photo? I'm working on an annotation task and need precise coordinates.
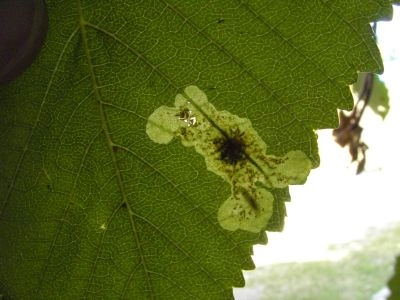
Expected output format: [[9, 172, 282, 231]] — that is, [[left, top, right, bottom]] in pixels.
[[333, 73, 373, 174], [214, 130, 247, 165], [0, 0, 48, 85]]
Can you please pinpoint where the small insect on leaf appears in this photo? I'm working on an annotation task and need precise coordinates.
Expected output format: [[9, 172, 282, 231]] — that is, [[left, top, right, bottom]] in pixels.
[[239, 188, 258, 211]]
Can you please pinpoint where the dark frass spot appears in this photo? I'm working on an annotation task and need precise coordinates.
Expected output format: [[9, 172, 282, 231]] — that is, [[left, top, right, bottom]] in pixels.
[[215, 133, 246, 165]]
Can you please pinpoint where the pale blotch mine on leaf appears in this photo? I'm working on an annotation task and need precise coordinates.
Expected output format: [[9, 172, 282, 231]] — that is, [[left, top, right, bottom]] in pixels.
[[146, 86, 312, 233], [146, 106, 181, 144]]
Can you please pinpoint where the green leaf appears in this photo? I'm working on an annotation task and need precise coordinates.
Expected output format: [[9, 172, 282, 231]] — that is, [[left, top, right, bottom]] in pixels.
[[352, 73, 390, 119], [388, 255, 400, 300], [0, 1, 393, 298]]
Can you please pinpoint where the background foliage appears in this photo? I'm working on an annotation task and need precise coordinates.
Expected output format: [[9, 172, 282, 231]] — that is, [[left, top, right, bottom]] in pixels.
[[0, 1, 394, 298]]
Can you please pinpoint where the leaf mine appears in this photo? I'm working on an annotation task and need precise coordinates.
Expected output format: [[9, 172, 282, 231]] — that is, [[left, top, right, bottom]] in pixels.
[[146, 86, 312, 232]]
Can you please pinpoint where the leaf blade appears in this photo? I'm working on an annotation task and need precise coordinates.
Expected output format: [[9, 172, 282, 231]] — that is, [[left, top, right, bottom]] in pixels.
[[0, 1, 393, 298]]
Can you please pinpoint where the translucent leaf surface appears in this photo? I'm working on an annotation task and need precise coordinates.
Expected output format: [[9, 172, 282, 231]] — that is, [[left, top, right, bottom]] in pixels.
[[0, 1, 393, 298]]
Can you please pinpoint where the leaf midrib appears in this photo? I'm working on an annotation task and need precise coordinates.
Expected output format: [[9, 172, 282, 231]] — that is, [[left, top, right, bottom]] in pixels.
[[76, 1, 239, 297], [75, 2, 155, 297]]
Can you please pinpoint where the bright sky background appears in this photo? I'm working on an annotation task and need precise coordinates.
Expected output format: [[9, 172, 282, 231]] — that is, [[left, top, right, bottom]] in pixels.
[[249, 5, 400, 266]]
